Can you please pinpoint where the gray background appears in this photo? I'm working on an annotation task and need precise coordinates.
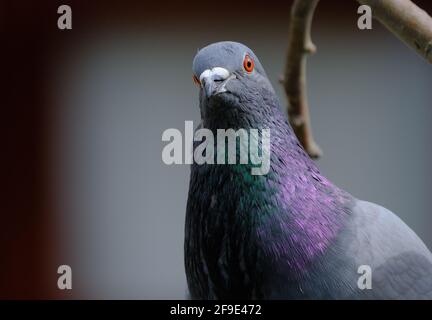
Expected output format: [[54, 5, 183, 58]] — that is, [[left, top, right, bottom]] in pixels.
[[54, 14, 432, 298]]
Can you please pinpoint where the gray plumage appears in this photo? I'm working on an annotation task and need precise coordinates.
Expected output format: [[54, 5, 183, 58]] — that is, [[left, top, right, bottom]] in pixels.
[[185, 41, 432, 299]]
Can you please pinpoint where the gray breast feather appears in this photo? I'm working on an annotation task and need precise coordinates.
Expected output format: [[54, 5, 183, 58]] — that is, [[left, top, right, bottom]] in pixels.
[[345, 200, 432, 299]]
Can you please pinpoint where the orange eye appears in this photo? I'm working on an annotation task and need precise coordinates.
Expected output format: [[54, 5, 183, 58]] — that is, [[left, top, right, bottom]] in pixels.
[[243, 54, 254, 73], [193, 74, 201, 86]]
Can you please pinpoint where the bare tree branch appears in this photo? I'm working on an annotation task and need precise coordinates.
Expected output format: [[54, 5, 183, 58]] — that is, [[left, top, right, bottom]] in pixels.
[[358, 0, 432, 63], [283, 0, 432, 159], [283, 0, 322, 159]]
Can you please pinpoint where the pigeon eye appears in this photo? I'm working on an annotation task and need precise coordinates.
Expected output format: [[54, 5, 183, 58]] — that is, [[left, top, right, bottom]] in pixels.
[[243, 54, 254, 73], [193, 74, 201, 86]]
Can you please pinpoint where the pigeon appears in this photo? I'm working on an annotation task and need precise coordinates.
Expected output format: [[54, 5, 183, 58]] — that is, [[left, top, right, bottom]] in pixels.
[[184, 41, 432, 299]]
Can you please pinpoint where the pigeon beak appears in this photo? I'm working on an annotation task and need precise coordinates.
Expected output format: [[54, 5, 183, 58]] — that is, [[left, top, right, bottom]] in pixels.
[[199, 67, 236, 97]]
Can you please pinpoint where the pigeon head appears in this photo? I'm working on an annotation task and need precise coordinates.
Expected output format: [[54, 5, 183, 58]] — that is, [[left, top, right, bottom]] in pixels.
[[192, 41, 277, 127]]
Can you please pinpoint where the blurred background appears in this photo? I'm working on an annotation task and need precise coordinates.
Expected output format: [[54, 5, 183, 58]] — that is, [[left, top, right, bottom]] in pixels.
[[2, 0, 431, 299]]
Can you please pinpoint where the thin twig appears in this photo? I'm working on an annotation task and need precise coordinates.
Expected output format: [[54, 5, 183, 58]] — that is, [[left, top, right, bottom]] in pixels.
[[283, 0, 322, 159], [283, 0, 432, 159], [358, 0, 432, 63]]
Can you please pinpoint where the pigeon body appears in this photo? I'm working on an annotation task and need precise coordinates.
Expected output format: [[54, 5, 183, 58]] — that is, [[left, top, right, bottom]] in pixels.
[[185, 41, 432, 299]]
